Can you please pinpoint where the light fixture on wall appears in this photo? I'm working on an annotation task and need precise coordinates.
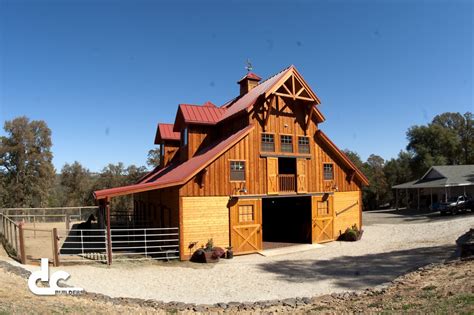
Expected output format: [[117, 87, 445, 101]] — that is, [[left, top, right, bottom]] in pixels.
[[239, 186, 248, 194]]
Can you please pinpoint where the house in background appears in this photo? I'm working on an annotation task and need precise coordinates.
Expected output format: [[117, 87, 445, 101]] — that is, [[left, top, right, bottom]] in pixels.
[[94, 65, 369, 260], [393, 165, 474, 210]]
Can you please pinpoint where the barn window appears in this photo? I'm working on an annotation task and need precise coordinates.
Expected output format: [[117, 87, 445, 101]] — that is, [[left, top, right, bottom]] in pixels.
[[298, 136, 310, 154], [280, 135, 293, 153], [317, 201, 329, 216], [230, 161, 246, 181], [323, 163, 334, 180], [261, 133, 275, 152], [238, 205, 254, 222]]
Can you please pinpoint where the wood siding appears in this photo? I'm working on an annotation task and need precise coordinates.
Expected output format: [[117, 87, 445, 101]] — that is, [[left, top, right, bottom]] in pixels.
[[162, 142, 179, 167], [333, 191, 361, 238], [180, 196, 230, 258], [133, 187, 179, 227], [179, 94, 362, 197]]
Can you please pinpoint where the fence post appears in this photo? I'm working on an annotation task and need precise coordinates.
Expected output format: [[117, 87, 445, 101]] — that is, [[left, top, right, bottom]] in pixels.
[[9, 221, 13, 245], [18, 223, 26, 264], [105, 199, 112, 265], [14, 225, 18, 255], [66, 214, 70, 231], [80, 230, 84, 257], [52, 228, 59, 267], [144, 229, 147, 258]]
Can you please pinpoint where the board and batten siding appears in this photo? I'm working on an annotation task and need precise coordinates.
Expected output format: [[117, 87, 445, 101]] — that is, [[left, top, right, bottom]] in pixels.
[[333, 191, 362, 238], [180, 196, 230, 259], [180, 96, 362, 197]]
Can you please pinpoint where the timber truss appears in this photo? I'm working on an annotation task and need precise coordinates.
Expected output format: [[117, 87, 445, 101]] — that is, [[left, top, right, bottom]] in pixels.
[[257, 68, 325, 132]]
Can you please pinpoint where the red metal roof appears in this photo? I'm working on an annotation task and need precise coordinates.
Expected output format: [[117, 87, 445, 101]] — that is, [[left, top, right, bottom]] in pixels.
[[154, 123, 180, 144], [219, 66, 293, 122], [179, 104, 226, 124], [237, 72, 262, 83], [94, 124, 255, 199], [173, 103, 227, 131], [202, 101, 217, 107]]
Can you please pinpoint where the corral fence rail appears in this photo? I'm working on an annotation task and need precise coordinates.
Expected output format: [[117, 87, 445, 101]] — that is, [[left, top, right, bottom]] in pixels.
[[0, 213, 24, 263], [0, 206, 99, 230]]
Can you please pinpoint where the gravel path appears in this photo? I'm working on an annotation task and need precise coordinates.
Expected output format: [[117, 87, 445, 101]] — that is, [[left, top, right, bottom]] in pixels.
[[4, 212, 473, 304]]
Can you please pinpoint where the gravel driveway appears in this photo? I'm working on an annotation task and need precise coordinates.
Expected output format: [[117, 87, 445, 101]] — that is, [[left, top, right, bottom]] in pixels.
[[7, 210, 474, 304]]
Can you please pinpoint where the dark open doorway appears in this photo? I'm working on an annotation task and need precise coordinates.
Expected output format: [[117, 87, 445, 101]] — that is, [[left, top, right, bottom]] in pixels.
[[278, 157, 296, 174], [262, 196, 312, 249]]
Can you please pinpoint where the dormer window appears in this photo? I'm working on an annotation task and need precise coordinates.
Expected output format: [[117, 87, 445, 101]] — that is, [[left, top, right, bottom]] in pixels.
[[182, 128, 188, 147]]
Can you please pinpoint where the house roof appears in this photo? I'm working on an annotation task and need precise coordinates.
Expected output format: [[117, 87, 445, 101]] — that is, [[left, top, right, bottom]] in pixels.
[[173, 103, 227, 131], [154, 123, 180, 144], [159, 66, 323, 133], [219, 66, 293, 122], [316, 130, 370, 186], [238, 72, 262, 83], [393, 165, 474, 189], [219, 65, 324, 123], [94, 124, 255, 200]]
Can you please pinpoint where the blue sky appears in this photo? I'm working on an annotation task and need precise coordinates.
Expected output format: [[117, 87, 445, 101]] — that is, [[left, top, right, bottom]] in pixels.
[[1, 0, 472, 172]]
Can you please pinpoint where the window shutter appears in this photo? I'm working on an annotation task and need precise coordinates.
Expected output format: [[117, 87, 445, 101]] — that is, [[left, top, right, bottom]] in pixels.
[[266, 157, 279, 195], [297, 158, 307, 193]]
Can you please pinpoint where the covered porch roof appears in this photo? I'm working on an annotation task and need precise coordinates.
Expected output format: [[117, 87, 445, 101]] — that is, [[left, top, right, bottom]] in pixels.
[[393, 165, 474, 189]]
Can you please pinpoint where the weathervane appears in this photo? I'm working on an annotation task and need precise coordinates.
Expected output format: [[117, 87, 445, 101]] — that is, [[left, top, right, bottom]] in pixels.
[[245, 59, 253, 72]]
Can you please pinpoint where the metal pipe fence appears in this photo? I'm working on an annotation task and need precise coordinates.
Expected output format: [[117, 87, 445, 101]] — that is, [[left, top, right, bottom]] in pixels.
[[57, 227, 179, 264]]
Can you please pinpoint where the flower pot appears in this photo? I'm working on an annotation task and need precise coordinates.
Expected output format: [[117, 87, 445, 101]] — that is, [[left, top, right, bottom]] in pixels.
[[226, 249, 234, 259], [204, 251, 219, 263]]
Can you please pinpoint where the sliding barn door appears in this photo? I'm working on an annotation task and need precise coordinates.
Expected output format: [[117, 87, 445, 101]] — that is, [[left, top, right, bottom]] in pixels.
[[266, 157, 279, 195], [296, 158, 307, 193], [230, 199, 262, 254], [311, 195, 335, 243]]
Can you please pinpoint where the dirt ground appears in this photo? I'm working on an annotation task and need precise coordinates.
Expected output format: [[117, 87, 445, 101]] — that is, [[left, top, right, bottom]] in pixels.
[[0, 257, 472, 314]]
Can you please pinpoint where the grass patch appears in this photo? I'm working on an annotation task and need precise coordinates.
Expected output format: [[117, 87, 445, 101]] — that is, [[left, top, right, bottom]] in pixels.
[[453, 294, 474, 306], [401, 303, 417, 310], [367, 302, 382, 308], [422, 285, 437, 291]]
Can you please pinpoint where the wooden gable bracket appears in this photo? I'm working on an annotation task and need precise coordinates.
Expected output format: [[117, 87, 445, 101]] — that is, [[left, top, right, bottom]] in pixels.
[[197, 168, 208, 188], [273, 74, 316, 102], [263, 95, 276, 131], [304, 103, 315, 133], [346, 170, 356, 183]]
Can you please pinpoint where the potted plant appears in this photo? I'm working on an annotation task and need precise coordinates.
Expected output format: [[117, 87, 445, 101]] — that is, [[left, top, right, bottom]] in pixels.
[[203, 239, 219, 263], [226, 246, 234, 259], [340, 224, 363, 242]]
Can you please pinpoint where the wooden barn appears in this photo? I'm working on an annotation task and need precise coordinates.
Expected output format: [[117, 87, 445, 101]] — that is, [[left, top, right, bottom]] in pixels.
[[94, 65, 369, 260]]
